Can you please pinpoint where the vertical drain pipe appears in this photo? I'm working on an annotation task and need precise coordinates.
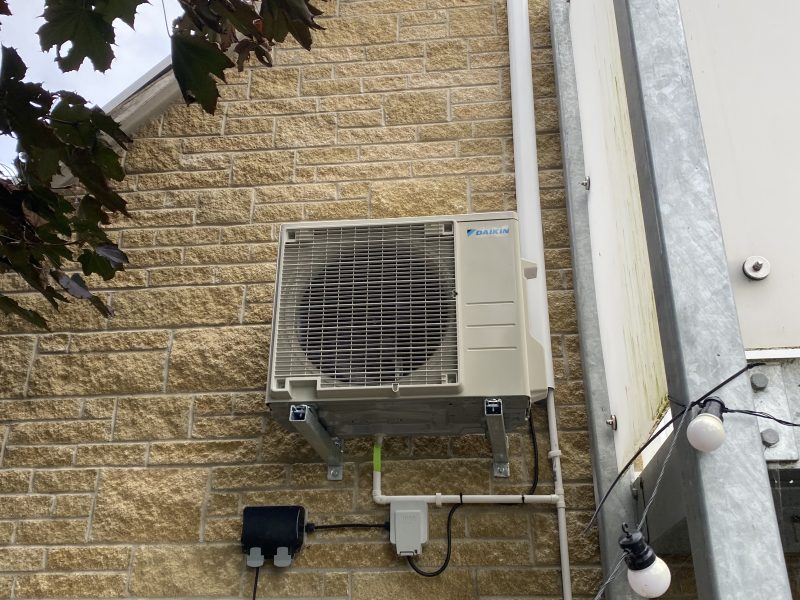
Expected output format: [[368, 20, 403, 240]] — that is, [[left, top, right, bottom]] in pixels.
[[506, 0, 572, 598]]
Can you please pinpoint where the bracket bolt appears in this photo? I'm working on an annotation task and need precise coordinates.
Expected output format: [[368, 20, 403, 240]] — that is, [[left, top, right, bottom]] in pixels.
[[761, 428, 780, 448], [580, 176, 591, 190], [606, 415, 618, 431], [750, 373, 769, 391]]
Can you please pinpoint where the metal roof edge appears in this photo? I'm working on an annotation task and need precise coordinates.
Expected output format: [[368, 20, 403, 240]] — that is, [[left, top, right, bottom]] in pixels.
[[102, 55, 181, 136]]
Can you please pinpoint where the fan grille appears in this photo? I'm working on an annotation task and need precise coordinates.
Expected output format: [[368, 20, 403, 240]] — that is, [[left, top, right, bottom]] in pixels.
[[273, 222, 458, 388]]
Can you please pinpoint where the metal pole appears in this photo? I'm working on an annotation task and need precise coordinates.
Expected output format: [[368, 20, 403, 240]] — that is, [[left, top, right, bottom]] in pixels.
[[613, 0, 792, 596]]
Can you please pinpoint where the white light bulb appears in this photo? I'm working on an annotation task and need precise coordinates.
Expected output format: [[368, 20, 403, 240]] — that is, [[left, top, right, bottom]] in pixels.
[[686, 412, 726, 452], [627, 556, 672, 598]]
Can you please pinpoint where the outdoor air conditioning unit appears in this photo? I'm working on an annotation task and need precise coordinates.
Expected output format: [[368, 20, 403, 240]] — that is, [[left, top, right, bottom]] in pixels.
[[267, 212, 548, 478]]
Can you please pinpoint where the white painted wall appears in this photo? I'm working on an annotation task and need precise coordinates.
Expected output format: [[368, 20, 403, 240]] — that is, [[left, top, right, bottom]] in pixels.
[[569, 0, 668, 470], [679, 0, 800, 353]]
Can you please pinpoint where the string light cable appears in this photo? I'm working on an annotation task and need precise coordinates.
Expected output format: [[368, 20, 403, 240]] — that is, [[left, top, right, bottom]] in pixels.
[[590, 405, 692, 599], [585, 362, 800, 599], [160, 0, 172, 36], [636, 404, 692, 531], [584, 362, 765, 533], [592, 554, 627, 600]]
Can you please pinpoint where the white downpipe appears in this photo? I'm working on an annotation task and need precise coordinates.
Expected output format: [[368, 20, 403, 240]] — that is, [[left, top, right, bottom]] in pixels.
[[506, 0, 572, 598], [508, 0, 554, 389]]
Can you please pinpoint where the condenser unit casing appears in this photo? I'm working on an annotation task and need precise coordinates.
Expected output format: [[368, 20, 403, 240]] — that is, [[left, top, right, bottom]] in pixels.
[[267, 212, 547, 438]]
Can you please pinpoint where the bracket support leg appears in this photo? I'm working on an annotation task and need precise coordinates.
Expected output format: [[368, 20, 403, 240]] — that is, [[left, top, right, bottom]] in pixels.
[[289, 404, 343, 481], [485, 399, 510, 478]]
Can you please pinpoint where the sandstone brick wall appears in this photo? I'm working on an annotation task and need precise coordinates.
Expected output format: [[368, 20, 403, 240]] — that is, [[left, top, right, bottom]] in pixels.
[[0, 0, 601, 597]]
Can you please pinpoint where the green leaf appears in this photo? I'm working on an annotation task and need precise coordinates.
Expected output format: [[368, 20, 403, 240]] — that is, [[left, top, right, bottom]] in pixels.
[[21, 147, 62, 187], [0, 46, 26, 83], [90, 107, 131, 148], [93, 144, 125, 181], [0, 2, 10, 31], [65, 148, 128, 214], [52, 269, 92, 299], [260, 0, 323, 50], [171, 33, 234, 114], [89, 294, 113, 317], [76, 195, 110, 227], [209, 0, 265, 38], [38, 0, 116, 72], [51, 270, 113, 317], [180, 3, 223, 33], [32, 189, 74, 237], [95, 0, 149, 27], [77, 249, 116, 280], [270, 0, 324, 30], [0, 295, 48, 329], [51, 96, 96, 147], [287, 18, 313, 51], [95, 243, 128, 269]]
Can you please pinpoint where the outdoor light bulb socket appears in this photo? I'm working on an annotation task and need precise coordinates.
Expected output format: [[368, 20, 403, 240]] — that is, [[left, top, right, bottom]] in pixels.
[[619, 527, 671, 598], [687, 399, 726, 453]]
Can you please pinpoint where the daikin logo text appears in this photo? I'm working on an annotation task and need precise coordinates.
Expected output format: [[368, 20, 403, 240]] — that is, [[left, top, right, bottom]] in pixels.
[[466, 227, 510, 238]]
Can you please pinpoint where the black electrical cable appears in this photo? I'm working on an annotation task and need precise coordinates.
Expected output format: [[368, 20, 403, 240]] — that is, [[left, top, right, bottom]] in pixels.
[[585, 362, 763, 532], [405, 502, 462, 577], [404, 411, 540, 579], [251, 566, 260, 600], [305, 522, 389, 533], [723, 407, 800, 428], [529, 412, 540, 495]]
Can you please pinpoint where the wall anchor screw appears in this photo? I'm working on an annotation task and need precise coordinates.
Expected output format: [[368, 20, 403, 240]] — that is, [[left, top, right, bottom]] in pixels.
[[606, 415, 617, 431], [580, 176, 591, 190]]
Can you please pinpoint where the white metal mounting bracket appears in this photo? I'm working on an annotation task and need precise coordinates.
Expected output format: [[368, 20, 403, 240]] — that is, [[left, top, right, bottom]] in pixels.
[[484, 398, 510, 478], [288, 404, 344, 480]]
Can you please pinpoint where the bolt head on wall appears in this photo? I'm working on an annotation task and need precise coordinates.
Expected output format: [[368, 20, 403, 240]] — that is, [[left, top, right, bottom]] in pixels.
[[742, 256, 770, 280]]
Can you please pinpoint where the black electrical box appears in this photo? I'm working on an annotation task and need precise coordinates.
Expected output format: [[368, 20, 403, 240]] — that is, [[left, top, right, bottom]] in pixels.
[[241, 506, 306, 568]]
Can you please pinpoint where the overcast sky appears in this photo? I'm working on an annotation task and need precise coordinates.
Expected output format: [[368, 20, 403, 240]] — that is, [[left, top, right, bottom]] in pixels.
[[0, 0, 184, 168]]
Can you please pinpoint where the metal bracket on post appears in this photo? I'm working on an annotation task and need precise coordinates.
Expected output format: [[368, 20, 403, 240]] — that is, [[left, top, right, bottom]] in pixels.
[[484, 399, 510, 478], [288, 404, 343, 481]]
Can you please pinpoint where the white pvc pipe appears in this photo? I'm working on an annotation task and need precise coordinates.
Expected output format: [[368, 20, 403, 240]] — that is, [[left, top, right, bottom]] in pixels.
[[545, 388, 573, 600], [508, 0, 554, 389], [372, 471, 560, 506], [506, 0, 572, 597]]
